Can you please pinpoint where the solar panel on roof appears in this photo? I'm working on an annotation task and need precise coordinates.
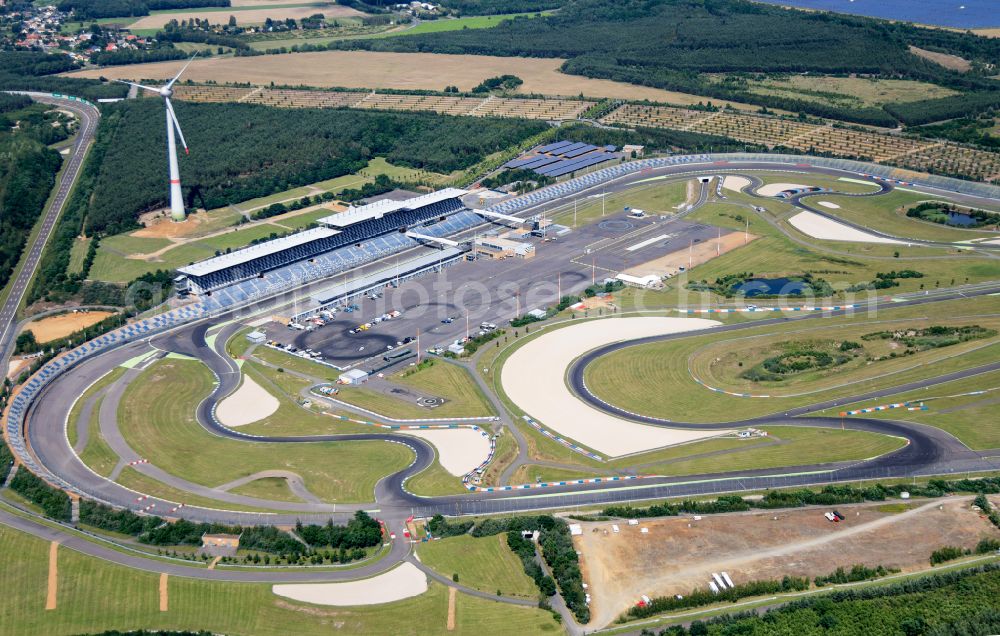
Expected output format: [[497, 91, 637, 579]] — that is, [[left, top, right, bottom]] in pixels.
[[540, 153, 616, 178], [537, 140, 573, 153], [561, 144, 599, 159], [521, 155, 563, 170], [504, 155, 540, 169], [551, 142, 587, 156]]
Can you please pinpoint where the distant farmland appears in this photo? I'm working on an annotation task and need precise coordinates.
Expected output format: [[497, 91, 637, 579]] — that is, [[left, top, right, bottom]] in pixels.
[[128, 4, 363, 29], [66, 50, 760, 108]]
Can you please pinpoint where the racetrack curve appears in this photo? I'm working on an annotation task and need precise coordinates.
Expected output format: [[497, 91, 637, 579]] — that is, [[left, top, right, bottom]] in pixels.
[[8, 155, 1000, 585]]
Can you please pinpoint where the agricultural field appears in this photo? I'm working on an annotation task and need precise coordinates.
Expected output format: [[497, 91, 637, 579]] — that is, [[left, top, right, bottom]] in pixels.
[[65, 51, 764, 107], [0, 525, 557, 635], [128, 4, 365, 30], [602, 104, 1000, 183], [708, 75, 960, 109], [116, 358, 413, 502]]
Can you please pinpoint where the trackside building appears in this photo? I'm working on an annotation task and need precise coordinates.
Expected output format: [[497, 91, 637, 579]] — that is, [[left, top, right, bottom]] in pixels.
[[175, 188, 469, 295]]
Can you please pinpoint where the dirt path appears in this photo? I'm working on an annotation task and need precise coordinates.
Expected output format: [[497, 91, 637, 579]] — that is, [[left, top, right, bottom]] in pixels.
[[447, 586, 457, 631], [208, 556, 222, 570], [160, 573, 169, 612], [46, 541, 59, 610]]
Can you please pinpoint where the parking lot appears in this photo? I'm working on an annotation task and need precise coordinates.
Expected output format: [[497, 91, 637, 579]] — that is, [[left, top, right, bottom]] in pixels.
[[264, 213, 733, 369]]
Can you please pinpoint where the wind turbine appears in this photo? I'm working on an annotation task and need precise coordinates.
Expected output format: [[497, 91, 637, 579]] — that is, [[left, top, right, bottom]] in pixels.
[[117, 55, 196, 222]]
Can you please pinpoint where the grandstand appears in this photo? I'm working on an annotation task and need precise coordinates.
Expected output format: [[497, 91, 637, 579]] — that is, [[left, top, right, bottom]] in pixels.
[[176, 189, 470, 295]]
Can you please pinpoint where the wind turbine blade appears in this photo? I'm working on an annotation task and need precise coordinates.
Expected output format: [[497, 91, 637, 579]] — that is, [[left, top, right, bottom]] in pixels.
[[165, 98, 188, 155], [165, 52, 198, 89], [113, 79, 161, 94]]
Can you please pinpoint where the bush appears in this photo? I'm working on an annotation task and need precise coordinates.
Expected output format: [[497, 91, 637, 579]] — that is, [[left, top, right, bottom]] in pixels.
[[10, 469, 72, 521]]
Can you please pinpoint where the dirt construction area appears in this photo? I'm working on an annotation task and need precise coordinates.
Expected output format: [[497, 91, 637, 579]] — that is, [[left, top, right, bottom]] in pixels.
[[26, 311, 115, 343], [624, 231, 757, 279], [575, 495, 1000, 628]]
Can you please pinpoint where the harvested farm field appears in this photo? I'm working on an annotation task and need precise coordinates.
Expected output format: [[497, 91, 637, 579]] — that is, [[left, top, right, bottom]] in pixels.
[[575, 496, 999, 628], [129, 5, 363, 29], [68, 51, 761, 107]]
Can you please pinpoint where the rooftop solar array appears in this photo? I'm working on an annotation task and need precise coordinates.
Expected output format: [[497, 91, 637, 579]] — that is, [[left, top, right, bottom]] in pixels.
[[177, 227, 340, 277], [536, 152, 618, 178], [536, 140, 575, 154], [317, 187, 468, 228], [551, 142, 590, 156], [501, 140, 619, 178]]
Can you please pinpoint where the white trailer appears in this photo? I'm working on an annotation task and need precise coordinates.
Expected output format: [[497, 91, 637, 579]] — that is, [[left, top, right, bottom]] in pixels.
[[712, 573, 727, 590], [721, 572, 735, 589], [709, 581, 720, 594]]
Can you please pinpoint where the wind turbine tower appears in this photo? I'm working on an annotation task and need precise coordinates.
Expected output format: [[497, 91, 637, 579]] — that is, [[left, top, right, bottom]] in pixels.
[[117, 56, 196, 222]]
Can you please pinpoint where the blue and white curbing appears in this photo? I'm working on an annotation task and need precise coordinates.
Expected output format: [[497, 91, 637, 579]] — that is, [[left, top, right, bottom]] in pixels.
[[520, 415, 604, 462], [839, 402, 928, 416], [678, 304, 860, 315]]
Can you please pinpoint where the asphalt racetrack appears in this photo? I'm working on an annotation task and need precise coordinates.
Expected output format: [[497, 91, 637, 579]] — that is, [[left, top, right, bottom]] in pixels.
[[8, 151, 1000, 585]]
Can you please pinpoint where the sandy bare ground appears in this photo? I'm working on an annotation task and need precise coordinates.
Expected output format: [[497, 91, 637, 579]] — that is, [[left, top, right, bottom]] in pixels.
[[130, 4, 361, 29], [625, 231, 755, 279], [722, 175, 751, 192], [216, 373, 279, 426], [159, 573, 168, 612], [502, 317, 728, 457], [273, 562, 428, 606], [26, 311, 114, 343], [816, 200, 841, 209], [756, 182, 811, 197], [7, 358, 28, 380], [46, 541, 59, 610], [403, 428, 491, 477], [67, 51, 761, 105], [447, 586, 457, 631], [134, 211, 216, 239], [576, 496, 998, 628], [909, 46, 972, 72], [789, 210, 907, 245]]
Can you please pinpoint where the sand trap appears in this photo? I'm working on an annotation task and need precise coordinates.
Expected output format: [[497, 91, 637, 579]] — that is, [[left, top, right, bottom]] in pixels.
[[216, 374, 279, 426], [404, 428, 491, 476], [722, 176, 751, 192], [27, 311, 115, 343], [756, 182, 810, 197], [502, 317, 730, 457], [273, 563, 427, 606], [816, 201, 841, 209], [789, 211, 906, 245]]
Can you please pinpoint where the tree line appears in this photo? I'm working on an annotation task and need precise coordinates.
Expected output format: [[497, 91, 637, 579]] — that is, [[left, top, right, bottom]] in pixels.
[[644, 564, 1000, 635], [82, 99, 548, 235], [0, 97, 65, 299], [329, 0, 1000, 126], [57, 0, 229, 20]]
